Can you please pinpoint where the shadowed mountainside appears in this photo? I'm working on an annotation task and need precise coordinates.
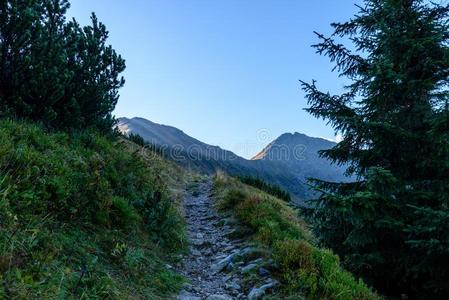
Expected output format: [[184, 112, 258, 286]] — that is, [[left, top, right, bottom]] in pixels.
[[117, 117, 349, 203], [252, 132, 348, 183]]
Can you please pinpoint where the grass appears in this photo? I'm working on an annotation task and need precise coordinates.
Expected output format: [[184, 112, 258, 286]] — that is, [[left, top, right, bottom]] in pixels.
[[237, 175, 291, 202], [0, 119, 188, 299], [213, 172, 380, 300]]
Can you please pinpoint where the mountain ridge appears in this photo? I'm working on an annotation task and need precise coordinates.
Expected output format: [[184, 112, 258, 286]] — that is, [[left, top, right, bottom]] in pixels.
[[117, 117, 349, 203]]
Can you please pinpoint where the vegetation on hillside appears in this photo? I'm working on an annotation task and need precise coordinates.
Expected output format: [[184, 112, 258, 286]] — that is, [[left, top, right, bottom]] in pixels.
[[0, 2, 190, 297], [0, 120, 186, 298], [213, 173, 378, 300], [301, 0, 449, 297], [127, 133, 166, 156], [0, 0, 125, 132], [237, 175, 291, 202], [2, 0, 448, 298]]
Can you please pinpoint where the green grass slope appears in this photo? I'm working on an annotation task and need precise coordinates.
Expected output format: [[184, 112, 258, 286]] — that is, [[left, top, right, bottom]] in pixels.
[[0, 120, 187, 299], [213, 173, 379, 300]]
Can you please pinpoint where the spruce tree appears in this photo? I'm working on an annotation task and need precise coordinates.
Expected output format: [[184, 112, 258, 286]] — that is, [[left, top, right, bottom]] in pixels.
[[301, 0, 449, 297]]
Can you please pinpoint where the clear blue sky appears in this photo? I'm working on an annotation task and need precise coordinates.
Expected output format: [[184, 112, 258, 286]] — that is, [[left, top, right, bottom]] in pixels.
[[68, 0, 361, 158]]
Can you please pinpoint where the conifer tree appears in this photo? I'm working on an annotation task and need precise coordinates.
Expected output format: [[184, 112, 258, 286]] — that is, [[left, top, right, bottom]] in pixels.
[[302, 0, 449, 297], [0, 0, 125, 131]]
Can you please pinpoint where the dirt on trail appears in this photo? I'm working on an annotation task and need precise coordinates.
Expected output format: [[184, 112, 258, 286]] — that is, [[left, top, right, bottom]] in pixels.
[[176, 179, 246, 300]]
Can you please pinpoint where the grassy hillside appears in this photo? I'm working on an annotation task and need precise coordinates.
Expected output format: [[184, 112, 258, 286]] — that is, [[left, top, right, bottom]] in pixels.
[[213, 173, 379, 300], [0, 120, 188, 299]]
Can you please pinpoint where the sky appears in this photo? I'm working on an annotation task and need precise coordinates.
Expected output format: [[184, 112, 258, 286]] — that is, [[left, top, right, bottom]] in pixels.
[[68, 0, 361, 159]]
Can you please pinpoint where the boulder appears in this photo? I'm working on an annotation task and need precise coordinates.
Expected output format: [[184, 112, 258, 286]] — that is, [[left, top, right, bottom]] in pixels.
[[241, 263, 258, 274], [247, 280, 279, 300], [211, 253, 237, 274]]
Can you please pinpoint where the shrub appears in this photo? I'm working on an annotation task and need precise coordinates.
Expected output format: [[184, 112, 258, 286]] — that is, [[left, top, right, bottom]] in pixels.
[[0, 0, 125, 132], [111, 196, 141, 228], [237, 175, 291, 201], [125, 133, 166, 156], [128, 133, 147, 147]]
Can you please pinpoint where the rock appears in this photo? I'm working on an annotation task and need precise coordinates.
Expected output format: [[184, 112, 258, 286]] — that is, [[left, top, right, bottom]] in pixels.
[[220, 241, 230, 247], [224, 228, 238, 237], [206, 294, 233, 300], [241, 258, 264, 273], [258, 267, 271, 277], [201, 215, 217, 221], [223, 244, 236, 252], [177, 180, 245, 299], [221, 226, 231, 233], [211, 253, 236, 274], [247, 280, 279, 300], [238, 246, 256, 258], [225, 281, 241, 291], [241, 263, 258, 274], [191, 238, 205, 247], [182, 283, 194, 292], [178, 290, 201, 300], [250, 258, 264, 264], [190, 248, 201, 256], [225, 261, 235, 272], [215, 253, 227, 260]]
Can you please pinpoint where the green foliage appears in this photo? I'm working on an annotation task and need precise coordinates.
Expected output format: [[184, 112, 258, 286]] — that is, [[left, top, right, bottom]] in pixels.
[[214, 174, 378, 299], [237, 175, 291, 202], [111, 196, 141, 229], [0, 0, 125, 132], [301, 0, 449, 297], [0, 120, 185, 298], [128, 133, 147, 147], [126, 132, 167, 156]]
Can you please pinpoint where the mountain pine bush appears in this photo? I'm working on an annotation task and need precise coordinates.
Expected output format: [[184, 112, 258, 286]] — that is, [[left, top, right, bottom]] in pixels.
[[237, 175, 291, 201], [302, 0, 449, 297], [0, 0, 125, 132]]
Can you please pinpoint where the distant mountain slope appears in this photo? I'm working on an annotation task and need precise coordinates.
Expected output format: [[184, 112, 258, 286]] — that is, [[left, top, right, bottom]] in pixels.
[[252, 132, 348, 183], [117, 117, 349, 203], [117, 117, 205, 149], [117, 117, 257, 174]]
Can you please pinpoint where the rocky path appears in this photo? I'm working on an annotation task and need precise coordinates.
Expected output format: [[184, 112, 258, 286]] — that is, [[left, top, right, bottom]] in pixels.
[[177, 179, 245, 300]]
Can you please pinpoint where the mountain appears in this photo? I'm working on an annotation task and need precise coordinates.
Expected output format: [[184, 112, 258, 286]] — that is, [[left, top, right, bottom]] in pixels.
[[117, 117, 349, 203], [252, 132, 348, 183], [117, 117, 260, 175], [118, 117, 213, 150]]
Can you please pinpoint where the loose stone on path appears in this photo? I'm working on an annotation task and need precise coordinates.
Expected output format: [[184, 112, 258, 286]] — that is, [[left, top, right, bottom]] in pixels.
[[176, 179, 245, 300]]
